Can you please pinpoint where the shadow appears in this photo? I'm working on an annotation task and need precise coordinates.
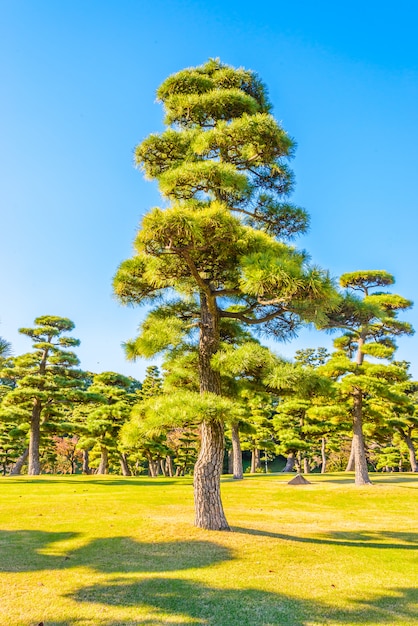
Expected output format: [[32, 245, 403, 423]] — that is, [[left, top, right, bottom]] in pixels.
[[69, 578, 418, 625], [3, 477, 189, 487], [0, 530, 81, 572], [232, 527, 418, 550], [0, 530, 232, 574]]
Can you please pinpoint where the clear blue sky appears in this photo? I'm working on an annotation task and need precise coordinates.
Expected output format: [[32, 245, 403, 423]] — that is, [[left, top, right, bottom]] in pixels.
[[1, 0, 417, 380]]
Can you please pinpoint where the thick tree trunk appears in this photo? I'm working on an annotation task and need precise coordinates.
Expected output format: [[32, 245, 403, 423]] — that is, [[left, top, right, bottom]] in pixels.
[[194, 419, 229, 530], [352, 389, 372, 485], [282, 452, 295, 472], [345, 437, 355, 472], [97, 447, 109, 474], [120, 453, 131, 476], [10, 448, 29, 475], [231, 422, 243, 480], [250, 448, 261, 473], [28, 401, 42, 475], [82, 450, 90, 475], [321, 437, 327, 474], [194, 291, 229, 531]]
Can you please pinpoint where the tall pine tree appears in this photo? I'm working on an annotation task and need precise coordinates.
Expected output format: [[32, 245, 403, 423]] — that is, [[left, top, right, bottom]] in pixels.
[[114, 60, 335, 529]]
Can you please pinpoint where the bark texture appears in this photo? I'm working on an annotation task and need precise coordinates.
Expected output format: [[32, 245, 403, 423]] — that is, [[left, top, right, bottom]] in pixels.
[[320, 437, 327, 474], [404, 433, 418, 472], [231, 422, 243, 480], [194, 292, 229, 530], [82, 450, 90, 474], [97, 447, 109, 475], [10, 448, 29, 475], [250, 448, 261, 473], [345, 438, 355, 472], [282, 452, 295, 472], [194, 419, 229, 530], [120, 453, 131, 476], [28, 401, 41, 475], [353, 389, 372, 485]]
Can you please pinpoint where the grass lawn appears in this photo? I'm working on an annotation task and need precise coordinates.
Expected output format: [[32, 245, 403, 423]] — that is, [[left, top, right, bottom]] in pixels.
[[0, 472, 417, 626]]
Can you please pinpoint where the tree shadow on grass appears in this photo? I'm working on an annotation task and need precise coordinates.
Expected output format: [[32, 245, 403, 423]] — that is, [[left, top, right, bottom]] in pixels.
[[0, 530, 232, 574], [232, 527, 418, 550], [68, 578, 418, 626], [4, 477, 188, 487]]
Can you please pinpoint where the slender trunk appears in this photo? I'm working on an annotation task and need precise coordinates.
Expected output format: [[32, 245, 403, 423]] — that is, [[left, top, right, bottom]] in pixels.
[[10, 448, 29, 475], [120, 453, 131, 476], [159, 458, 167, 476], [282, 452, 295, 472], [28, 401, 42, 475], [97, 446, 109, 475], [303, 457, 310, 474], [295, 451, 302, 473], [227, 450, 233, 474], [321, 437, 327, 473], [194, 291, 229, 531], [165, 455, 174, 477], [82, 450, 90, 475], [231, 422, 243, 480], [251, 448, 260, 473], [345, 437, 355, 471], [352, 388, 372, 485], [405, 437, 418, 472], [400, 430, 418, 472]]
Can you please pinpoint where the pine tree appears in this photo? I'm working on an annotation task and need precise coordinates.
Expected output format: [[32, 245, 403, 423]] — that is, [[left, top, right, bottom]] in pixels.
[[113, 60, 335, 529], [322, 271, 414, 485], [0, 316, 87, 475]]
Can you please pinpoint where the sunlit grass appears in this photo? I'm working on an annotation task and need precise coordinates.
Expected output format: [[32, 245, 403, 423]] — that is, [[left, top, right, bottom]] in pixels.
[[0, 472, 417, 625]]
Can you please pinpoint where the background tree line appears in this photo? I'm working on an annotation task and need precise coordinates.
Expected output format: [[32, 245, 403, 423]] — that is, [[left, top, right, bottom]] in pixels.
[[1, 59, 416, 532]]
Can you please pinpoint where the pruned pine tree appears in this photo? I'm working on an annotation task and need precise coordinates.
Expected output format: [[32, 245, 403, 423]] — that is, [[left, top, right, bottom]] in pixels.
[[79, 372, 137, 475], [321, 271, 414, 485], [385, 373, 418, 472], [0, 316, 86, 475], [266, 360, 338, 473], [113, 59, 336, 530]]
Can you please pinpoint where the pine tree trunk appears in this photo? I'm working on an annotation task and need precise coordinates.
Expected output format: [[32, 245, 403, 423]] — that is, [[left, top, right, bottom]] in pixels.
[[352, 389, 372, 485], [193, 291, 229, 531], [97, 447, 109, 474], [28, 401, 42, 475], [194, 419, 229, 530], [159, 458, 167, 476], [404, 433, 418, 472], [120, 453, 131, 476], [82, 450, 90, 474], [165, 455, 174, 477], [231, 422, 243, 480], [303, 457, 310, 474], [345, 437, 355, 471], [227, 450, 233, 474], [10, 448, 29, 475], [251, 448, 261, 473], [282, 452, 295, 472], [321, 437, 327, 474]]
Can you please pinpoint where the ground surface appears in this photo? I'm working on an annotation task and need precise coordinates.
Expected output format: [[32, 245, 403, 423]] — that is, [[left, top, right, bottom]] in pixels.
[[0, 473, 417, 625]]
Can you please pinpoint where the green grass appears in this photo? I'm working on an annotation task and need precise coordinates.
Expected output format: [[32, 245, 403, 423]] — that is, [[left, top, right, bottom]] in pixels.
[[0, 473, 417, 626]]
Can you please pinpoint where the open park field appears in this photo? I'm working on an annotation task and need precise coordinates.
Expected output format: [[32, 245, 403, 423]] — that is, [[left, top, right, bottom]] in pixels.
[[0, 473, 417, 626]]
